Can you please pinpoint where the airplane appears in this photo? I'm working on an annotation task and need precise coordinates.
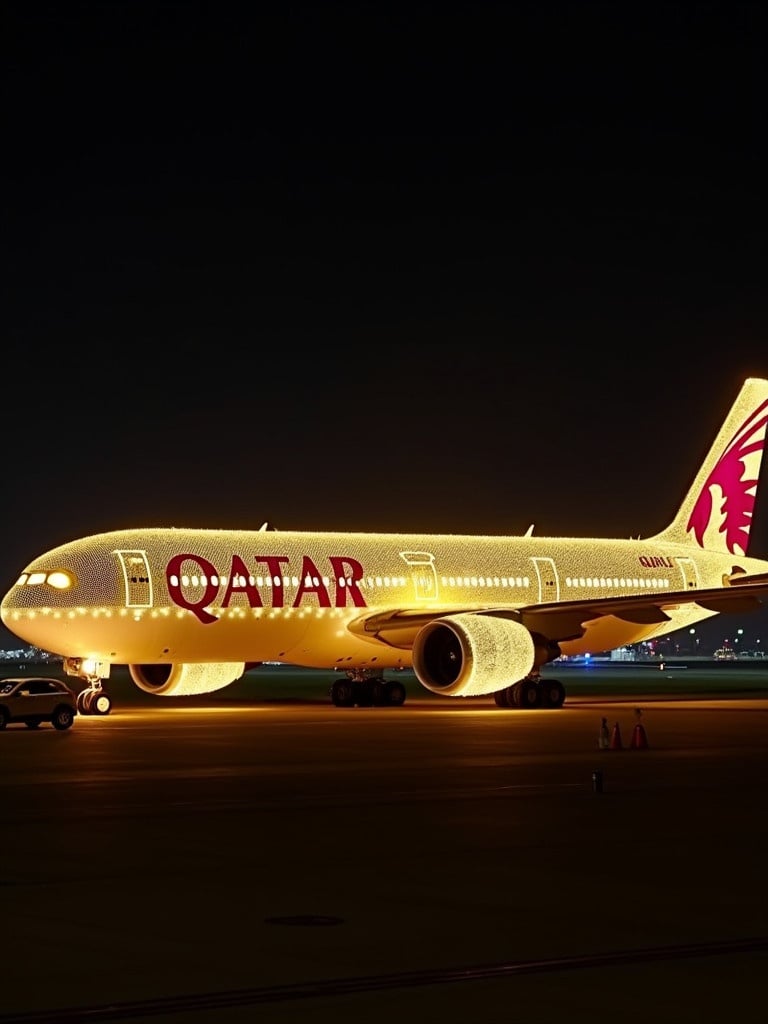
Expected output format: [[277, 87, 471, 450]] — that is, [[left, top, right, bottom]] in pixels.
[[2, 376, 768, 716]]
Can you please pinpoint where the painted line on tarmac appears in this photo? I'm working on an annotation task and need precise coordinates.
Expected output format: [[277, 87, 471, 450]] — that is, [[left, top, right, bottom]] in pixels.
[[2, 936, 768, 1023]]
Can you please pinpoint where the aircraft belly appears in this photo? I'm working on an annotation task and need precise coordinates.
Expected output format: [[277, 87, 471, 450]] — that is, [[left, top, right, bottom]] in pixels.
[[43, 609, 408, 669], [282, 617, 411, 670], [38, 611, 314, 664]]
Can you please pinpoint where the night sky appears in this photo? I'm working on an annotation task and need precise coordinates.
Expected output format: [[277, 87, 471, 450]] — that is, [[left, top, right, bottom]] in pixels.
[[4, 2, 768, 650]]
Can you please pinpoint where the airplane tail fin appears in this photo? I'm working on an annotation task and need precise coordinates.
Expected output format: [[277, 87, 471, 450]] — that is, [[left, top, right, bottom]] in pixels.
[[650, 377, 768, 556]]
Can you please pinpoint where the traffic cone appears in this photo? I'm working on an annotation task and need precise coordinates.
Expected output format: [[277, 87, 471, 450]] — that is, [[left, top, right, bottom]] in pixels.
[[598, 717, 610, 750], [630, 708, 649, 750], [610, 721, 623, 750]]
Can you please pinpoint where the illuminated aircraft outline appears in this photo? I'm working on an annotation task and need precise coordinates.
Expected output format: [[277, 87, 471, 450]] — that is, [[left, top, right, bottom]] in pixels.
[[2, 376, 768, 715]]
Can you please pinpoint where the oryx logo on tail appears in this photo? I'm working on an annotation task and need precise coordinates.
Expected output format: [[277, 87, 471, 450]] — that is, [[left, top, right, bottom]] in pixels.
[[687, 396, 768, 555], [650, 378, 768, 556]]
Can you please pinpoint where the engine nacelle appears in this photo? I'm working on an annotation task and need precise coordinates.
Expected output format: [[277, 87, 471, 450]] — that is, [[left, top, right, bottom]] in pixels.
[[128, 662, 245, 696], [411, 614, 535, 697]]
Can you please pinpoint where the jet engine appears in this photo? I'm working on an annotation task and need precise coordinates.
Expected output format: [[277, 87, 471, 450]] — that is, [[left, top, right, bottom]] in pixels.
[[128, 662, 246, 696], [411, 614, 535, 697]]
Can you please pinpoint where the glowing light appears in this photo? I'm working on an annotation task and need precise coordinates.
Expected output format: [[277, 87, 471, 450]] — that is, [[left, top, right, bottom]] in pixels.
[[47, 571, 73, 590]]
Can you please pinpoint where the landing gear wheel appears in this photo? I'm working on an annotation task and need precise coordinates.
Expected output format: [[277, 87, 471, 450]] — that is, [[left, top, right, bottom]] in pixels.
[[76, 687, 112, 715], [329, 679, 355, 707], [384, 680, 406, 706], [515, 679, 541, 708], [329, 676, 406, 708], [353, 681, 374, 707], [541, 679, 565, 709], [494, 689, 512, 708], [369, 679, 387, 706], [90, 692, 112, 715]]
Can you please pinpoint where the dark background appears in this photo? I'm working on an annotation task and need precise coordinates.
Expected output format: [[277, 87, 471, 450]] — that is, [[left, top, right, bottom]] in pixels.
[[3, 1, 768, 651]]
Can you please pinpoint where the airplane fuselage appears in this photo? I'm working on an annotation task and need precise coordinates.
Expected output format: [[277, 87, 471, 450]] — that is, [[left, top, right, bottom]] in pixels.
[[3, 527, 764, 669]]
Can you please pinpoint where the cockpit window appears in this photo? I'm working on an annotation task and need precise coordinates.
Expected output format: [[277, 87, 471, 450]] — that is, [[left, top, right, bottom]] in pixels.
[[14, 570, 76, 590]]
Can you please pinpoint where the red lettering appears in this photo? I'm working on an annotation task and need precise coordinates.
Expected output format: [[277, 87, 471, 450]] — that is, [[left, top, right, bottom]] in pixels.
[[166, 551, 370, 620], [221, 554, 263, 609], [167, 554, 220, 624], [638, 554, 673, 569], [294, 555, 332, 606], [329, 555, 366, 607], [254, 555, 290, 608]]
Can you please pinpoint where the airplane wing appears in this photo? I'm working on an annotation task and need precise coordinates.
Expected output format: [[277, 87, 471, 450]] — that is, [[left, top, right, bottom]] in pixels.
[[519, 573, 768, 641], [348, 572, 768, 649]]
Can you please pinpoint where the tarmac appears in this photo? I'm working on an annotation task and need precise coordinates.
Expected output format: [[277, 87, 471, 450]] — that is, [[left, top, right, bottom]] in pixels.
[[0, 663, 767, 1023]]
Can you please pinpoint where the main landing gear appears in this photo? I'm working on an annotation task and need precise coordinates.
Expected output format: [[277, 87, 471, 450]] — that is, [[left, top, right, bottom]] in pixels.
[[493, 675, 566, 709], [329, 672, 407, 708]]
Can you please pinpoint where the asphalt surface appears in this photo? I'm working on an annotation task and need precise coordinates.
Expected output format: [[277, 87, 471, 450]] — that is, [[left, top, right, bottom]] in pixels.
[[1, 664, 767, 1023]]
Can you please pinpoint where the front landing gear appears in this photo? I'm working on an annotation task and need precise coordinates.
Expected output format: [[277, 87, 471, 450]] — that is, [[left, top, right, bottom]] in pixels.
[[493, 675, 566, 709], [329, 672, 407, 708], [63, 658, 113, 715]]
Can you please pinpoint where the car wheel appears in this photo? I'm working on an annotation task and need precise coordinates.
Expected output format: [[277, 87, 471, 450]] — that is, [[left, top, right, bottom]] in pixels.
[[0, 710, 8, 730], [52, 706, 75, 730]]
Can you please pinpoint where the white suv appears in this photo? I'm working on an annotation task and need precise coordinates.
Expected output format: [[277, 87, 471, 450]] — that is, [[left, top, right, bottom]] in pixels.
[[0, 677, 78, 730]]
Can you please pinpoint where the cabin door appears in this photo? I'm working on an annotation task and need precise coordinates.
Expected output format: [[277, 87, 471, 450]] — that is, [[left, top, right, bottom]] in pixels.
[[116, 549, 154, 608], [399, 551, 439, 602], [531, 556, 560, 603], [675, 556, 699, 591]]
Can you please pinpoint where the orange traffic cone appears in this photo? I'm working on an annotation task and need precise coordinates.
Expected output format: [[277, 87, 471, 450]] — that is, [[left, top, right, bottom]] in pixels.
[[630, 708, 649, 750], [610, 721, 623, 750]]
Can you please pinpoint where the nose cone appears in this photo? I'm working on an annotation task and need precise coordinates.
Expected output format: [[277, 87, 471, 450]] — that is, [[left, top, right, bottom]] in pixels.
[[0, 530, 147, 657], [1, 563, 55, 640], [0, 544, 85, 649], [2, 566, 28, 614], [1, 575, 38, 645]]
